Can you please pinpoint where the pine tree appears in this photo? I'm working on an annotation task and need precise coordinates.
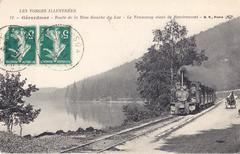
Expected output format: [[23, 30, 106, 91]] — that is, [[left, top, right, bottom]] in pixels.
[[70, 82, 78, 102], [65, 85, 70, 99]]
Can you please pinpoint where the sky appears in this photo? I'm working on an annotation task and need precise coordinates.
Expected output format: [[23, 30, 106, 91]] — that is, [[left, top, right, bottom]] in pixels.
[[0, 0, 240, 88]]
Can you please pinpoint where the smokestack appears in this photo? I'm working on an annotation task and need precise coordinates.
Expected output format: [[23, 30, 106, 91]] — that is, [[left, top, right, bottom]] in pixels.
[[179, 63, 235, 90], [181, 70, 184, 86]]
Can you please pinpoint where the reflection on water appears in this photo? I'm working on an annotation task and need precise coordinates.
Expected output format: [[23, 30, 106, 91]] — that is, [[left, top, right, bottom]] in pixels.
[[0, 99, 132, 135], [65, 100, 126, 128]]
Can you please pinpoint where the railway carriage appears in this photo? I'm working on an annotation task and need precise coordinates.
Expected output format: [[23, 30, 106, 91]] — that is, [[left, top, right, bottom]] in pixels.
[[170, 68, 216, 115]]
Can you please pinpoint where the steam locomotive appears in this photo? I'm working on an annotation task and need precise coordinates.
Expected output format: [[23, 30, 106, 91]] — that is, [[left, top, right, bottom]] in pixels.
[[170, 67, 216, 115]]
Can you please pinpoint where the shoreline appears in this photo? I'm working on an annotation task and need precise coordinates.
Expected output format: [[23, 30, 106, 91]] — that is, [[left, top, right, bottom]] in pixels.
[[0, 113, 168, 153]]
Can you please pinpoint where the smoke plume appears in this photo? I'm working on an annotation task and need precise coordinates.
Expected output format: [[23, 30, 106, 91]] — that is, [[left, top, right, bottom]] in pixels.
[[182, 58, 240, 90]]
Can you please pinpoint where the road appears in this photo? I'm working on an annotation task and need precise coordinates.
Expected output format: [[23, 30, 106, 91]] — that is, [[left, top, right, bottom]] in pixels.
[[108, 99, 240, 153]]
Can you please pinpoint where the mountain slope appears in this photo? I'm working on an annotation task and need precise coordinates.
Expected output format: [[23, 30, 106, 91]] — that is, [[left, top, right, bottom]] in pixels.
[[66, 59, 139, 100], [193, 17, 240, 89]]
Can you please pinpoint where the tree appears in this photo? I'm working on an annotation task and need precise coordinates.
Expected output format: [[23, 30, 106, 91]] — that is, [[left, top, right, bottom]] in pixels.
[[65, 85, 70, 99], [15, 104, 40, 136], [70, 81, 78, 102], [135, 19, 207, 116], [0, 73, 40, 135]]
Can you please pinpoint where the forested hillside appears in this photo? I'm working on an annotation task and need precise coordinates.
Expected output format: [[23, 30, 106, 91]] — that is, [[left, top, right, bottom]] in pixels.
[[65, 60, 139, 101]]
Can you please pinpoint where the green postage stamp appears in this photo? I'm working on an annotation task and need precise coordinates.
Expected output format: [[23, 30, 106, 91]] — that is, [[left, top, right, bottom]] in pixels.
[[40, 25, 71, 64], [4, 26, 36, 64]]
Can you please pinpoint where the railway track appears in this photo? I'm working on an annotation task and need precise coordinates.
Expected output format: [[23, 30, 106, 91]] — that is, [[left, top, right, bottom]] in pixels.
[[60, 115, 177, 153], [61, 99, 224, 153]]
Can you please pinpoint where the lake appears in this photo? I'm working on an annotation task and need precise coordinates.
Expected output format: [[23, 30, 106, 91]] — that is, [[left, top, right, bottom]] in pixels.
[[0, 99, 142, 136]]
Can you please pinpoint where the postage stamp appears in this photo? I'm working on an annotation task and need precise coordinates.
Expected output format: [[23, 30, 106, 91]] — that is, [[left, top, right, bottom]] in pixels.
[[4, 25, 36, 64], [0, 24, 84, 72], [38, 24, 84, 71], [39, 25, 71, 64]]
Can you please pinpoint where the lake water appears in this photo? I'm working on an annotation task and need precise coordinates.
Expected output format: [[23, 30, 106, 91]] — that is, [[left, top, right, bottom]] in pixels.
[[0, 99, 140, 136]]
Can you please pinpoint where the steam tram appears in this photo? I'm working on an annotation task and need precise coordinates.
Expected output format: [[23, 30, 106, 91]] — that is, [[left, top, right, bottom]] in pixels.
[[170, 68, 216, 115]]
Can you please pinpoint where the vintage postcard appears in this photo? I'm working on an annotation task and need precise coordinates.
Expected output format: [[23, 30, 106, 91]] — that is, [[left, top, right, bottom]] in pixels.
[[0, 0, 239, 153]]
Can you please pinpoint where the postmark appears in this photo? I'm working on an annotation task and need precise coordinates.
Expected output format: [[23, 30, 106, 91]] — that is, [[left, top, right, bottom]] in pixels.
[[38, 24, 84, 71], [4, 25, 36, 64]]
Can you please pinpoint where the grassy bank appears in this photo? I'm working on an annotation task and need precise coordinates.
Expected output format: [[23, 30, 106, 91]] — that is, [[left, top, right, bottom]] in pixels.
[[0, 130, 106, 152]]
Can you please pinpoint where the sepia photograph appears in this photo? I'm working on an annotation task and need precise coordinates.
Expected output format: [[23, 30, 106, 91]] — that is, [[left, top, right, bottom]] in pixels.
[[0, 0, 240, 153]]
